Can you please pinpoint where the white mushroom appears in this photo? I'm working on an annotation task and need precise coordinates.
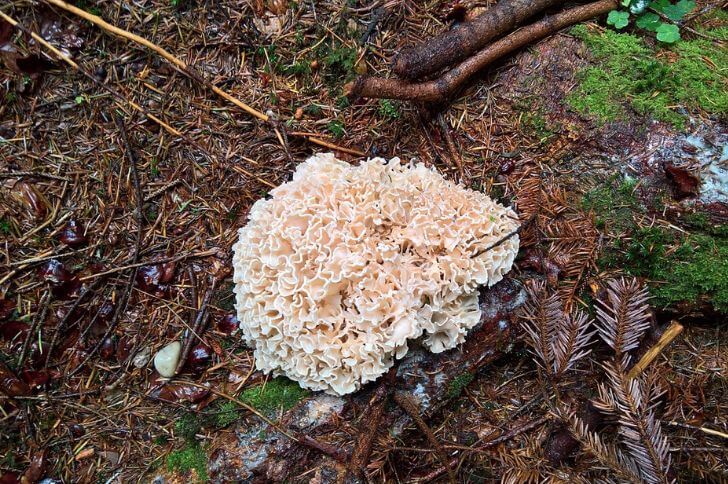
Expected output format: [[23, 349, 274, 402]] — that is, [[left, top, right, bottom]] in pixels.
[[232, 153, 519, 395]]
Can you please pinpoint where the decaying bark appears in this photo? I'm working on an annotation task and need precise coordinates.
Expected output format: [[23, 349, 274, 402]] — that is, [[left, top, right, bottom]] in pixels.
[[392, 0, 566, 80], [207, 278, 526, 483], [348, 0, 618, 104]]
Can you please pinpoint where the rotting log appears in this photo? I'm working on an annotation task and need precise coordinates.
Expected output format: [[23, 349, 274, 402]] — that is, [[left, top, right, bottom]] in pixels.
[[392, 0, 566, 80], [347, 0, 618, 104], [206, 278, 526, 483]]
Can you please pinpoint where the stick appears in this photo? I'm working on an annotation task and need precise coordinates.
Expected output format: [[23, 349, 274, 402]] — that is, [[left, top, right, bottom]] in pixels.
[[44, 0, 268, 122], [18, 291, 50, 369], [67, 116, 144, 376], [174, 278, 217, 375], [627, 320, 683, 380], [348, 367, 396, 476], [394, 391, 456, 484], [392, 0, 566, 79], [348, 0, 618, 103]]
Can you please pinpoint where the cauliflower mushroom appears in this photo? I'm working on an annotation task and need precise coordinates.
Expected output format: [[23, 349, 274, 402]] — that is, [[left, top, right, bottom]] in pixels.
[[232, 153, 519, 395]]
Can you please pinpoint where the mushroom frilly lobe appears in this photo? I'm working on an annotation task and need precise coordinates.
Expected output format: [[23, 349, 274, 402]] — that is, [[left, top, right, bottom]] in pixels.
[[233, 153, 519, 395]]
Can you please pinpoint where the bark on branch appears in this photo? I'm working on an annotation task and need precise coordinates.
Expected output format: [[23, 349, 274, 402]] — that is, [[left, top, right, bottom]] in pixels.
[[392, 0, 566, 80], [347, 0, 618, 104]]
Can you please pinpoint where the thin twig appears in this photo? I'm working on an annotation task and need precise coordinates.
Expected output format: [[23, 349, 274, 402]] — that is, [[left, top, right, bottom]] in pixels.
[[174, 277, 217, 375], [436, 113, 465, 180], [394, 391, 457, 484], [67, 115, 144, 376], [18, 291, 51, 369]]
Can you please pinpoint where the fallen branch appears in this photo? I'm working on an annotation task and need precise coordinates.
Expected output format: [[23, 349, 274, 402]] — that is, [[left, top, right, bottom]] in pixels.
[[627, 320, 683, 380], [392, 0, 566, 80], [347, 0, 618, 103], [394, 391, 457, 484]]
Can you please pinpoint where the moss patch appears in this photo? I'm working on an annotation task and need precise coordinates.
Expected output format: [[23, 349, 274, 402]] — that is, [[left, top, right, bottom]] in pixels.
[[447, 372, 475, 399], [568, 24, 728, 128], [581, 176, 641, 231], [167, 442, 208, 483], [240, 377, 309, 416], [601, 223, 728, 313]]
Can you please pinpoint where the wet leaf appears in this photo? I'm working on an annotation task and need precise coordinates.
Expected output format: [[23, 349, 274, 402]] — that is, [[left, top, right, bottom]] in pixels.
[[58, 219, 87, 247], [21, 449, 47, 483], [39, 15, 83, 54], [136, 262, 175, 296], [99, 336, 116, 360], [8, 181, 48, 219], [68, 423, 85, 437], [150, 381, 210, 403], [20, 369, 49, 389], [664, 164, 699, 199], [0, 361, 30, 397], [39, 260, 80, 299]]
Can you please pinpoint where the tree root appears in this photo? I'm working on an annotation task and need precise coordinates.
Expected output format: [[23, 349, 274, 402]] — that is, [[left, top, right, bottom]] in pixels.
[[392, 0, 566, 80], [347, 0, 618, 104]]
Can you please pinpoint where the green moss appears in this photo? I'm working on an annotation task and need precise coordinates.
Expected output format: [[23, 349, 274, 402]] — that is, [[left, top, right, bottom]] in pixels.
[[240, 377, 309, 415], [211, 400, 240, 428], [568, 24, 728, 128], [175, 413, 201, 442], [166, 442, 208, 482], [447, 372, 474, 399], [649, 234, 728, 312], [581, 176, 639, 231], [606, 225, 728, 313]]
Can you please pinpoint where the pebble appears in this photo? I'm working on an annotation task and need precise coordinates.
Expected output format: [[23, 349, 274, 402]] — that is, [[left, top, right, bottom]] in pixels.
[[132, 346, 151, 368], [154, 341, 181, 377]]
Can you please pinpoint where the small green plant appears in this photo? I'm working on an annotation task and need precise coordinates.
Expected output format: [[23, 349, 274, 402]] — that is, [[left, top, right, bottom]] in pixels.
[[149, 157, 160, 177], [0, 218, 12, 235], [378, 99, 401, 119], [239, 377, 309, 415], [327, 120, 346, 138], [607, 0, 696, 43]]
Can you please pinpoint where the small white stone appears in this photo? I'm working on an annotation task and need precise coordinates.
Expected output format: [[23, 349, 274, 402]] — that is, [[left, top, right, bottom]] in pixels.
[[154, 341, 181, 377], [132, 346, 151, 368]]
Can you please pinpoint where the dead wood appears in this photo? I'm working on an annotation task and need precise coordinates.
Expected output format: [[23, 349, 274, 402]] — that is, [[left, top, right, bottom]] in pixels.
[[392, 0, 566, 80], [347, 0, 618, 104]]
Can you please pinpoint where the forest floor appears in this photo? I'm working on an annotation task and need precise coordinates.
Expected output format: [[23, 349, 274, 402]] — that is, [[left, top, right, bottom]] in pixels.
[[1, 0, 726, 482]]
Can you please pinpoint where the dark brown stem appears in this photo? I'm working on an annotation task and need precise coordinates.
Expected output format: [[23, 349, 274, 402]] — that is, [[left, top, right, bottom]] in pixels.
[[18, 291, 50, 369], [437, 113, 465, 181], [67, 116, 144, 376], [348, 366, 397, 476], [348, 0, 618, 103], [392, 0, 566, 79], [174, 277, 217, 375], [394, 391, 457, 484]]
